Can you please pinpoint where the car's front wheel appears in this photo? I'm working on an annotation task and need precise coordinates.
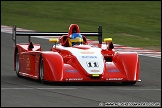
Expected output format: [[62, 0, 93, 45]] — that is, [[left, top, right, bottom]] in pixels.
[[39, 59, 45, 84], [122, 81, 136, 85]]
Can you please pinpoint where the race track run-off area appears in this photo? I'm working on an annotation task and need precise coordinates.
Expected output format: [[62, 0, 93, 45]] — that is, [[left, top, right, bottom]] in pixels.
[[1, 25, 161, 58]]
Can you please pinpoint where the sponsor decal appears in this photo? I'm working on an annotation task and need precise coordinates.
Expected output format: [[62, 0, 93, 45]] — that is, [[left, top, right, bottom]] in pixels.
[[82, 56, 97, 59], [106, 78, 123, 80], [65, 70, 78, 72], [80, 51, 94, 54], [92, 74, 99, 77], [108, 69, 120, 72], [91, 70, 100, 72], [26, 57, 31, 70], [26, 68, 31, 70], [66, 78, 83, 81]]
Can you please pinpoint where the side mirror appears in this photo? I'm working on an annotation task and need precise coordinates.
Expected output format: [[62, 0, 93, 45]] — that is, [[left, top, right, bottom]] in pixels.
[[49, 38, 59, 43], [104, 38, 112, 43], [104, 38, 113, 49], [49, 38, 59, 49]]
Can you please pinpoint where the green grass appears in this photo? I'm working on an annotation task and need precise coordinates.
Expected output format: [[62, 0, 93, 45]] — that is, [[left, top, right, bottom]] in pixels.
[[1, 1, 161, 50]]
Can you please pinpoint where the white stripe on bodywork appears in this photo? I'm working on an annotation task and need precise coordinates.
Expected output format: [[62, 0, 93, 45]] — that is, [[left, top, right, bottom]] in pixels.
[[57, 45, 104, 75]]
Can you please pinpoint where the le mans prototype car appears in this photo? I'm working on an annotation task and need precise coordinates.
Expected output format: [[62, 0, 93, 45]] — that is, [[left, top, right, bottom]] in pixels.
[[12, 24, 141, 85]]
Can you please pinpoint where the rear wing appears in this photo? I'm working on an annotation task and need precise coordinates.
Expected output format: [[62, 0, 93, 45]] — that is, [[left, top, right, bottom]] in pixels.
[[12, 25, 102, 47]]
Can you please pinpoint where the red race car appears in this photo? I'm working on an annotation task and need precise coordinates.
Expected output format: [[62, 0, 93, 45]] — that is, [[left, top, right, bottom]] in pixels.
[[12, 24, 141, 85]]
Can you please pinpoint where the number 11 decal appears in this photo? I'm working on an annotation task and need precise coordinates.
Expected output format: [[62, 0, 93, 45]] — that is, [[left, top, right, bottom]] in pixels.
[[86, 62, 99, 67]]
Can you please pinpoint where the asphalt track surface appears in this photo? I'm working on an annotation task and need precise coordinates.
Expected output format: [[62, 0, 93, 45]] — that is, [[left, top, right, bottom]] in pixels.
[[1, 32, 161, 107]]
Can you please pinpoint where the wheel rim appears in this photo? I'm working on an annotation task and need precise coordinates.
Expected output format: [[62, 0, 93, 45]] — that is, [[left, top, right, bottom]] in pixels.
[[40, 60, 44, 81], [16, 53, 19, 75]]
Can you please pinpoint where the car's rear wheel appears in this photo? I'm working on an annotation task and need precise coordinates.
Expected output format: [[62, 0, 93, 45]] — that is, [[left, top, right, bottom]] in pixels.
[[15, 51, 21, 77], [39, 59, 45, 84]]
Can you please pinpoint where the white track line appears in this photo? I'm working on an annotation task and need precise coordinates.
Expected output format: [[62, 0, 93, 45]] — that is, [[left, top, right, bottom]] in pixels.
[[121, 89, 161, 91], [1, 88, 161, 91], [1, 87, 77, 90]]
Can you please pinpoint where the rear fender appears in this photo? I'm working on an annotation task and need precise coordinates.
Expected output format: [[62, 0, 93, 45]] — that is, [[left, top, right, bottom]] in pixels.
[[14, 44, 41, 71], [113, 52, 140, 81], [41, 52, 63, 81]]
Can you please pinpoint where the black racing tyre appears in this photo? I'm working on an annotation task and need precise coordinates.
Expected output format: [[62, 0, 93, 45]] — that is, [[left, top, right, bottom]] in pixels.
[[122, 81, 136, 85], [15, 51, 21, 77], [39, 59, 46, 84]]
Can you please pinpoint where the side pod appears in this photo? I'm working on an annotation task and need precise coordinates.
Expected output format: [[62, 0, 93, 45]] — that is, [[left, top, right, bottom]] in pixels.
[[41, 52, 64, 81], [113, 52, 140, 81]]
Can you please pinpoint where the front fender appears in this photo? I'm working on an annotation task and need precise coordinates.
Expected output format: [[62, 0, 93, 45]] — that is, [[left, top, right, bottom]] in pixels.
[[113, 52, 140, 81], [41, 51, 63, 81]]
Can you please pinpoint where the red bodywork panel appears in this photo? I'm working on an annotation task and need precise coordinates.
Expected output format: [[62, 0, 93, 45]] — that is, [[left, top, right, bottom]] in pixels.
[[14, 43, 140, 82], [13, 24, 140, 84]]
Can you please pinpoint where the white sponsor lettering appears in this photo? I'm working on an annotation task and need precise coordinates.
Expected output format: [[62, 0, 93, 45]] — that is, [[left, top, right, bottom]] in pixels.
[[106, 78, 123, 80], [82, 56, 97, 59], [66, 78, 83, 81]]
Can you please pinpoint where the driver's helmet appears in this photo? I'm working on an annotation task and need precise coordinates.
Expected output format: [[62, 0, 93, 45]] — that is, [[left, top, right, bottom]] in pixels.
[[69, 33, 83, 47]]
